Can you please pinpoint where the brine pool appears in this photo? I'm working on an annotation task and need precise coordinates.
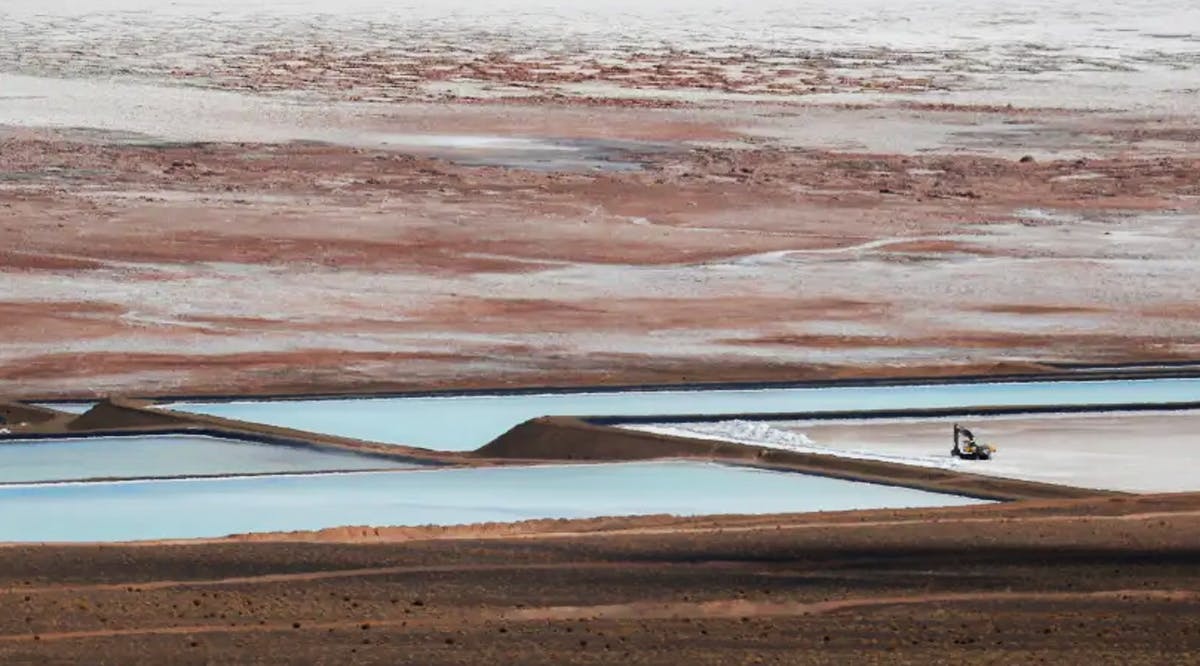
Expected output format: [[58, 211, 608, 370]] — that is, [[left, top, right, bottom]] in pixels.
[[14, 377, 1181, 541], [156, 377, 1200, 449], [0, 434, 418, 484], [0, 461, 986, 542]]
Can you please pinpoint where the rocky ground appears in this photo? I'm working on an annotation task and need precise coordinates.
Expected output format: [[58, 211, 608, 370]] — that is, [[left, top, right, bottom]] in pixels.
[[1, 493, 1198, 664]]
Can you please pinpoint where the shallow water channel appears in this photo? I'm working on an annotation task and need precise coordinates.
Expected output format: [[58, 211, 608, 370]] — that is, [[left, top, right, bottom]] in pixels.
[[0, 434, 416, 484], [163, 378, 1200, 450], [0, 462, 985, 542]]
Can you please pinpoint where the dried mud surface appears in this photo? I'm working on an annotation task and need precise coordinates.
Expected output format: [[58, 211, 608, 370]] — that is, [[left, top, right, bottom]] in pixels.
[[1, 493, 1198, 664], [3, 125, 1199, 398], [2, 1, 1199, 398]]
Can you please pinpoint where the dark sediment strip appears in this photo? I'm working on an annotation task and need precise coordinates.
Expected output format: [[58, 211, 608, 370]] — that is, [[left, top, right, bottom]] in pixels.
[[65, 400, 193, 431], [0, 402, 74, 430], [1, 399, 466, 467], [21, 363, 1200, 403], [0, 467, 421, 488], [474, 417, 1119, 502]]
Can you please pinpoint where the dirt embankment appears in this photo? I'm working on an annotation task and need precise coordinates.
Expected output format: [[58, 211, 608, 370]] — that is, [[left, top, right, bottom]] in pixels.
[[64, 400, 190, 431], [475, 417, 1114, 501], [0, 403, 68, 429], [4, 394, 1122, 501], [0, 398, 466, 467]]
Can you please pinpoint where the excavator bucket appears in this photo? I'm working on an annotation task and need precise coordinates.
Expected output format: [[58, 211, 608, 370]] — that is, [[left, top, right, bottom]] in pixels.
[[951, 425, 996, 460]]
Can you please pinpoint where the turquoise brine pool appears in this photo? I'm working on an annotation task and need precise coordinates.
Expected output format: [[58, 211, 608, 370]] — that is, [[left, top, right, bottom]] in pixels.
[[163, 378, 1200, 450], [0, 461, 985, 542], [0, 434, 417, 483]]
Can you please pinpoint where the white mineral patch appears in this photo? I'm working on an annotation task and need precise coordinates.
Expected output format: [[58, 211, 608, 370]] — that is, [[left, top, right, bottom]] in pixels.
[[627, 410, 1200, 493]]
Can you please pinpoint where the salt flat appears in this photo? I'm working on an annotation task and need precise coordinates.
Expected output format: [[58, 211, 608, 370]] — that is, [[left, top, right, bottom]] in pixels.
[[1, 0, 1197, 397], [2, 0, 1196, 110], [629, 410, 1200, 493]]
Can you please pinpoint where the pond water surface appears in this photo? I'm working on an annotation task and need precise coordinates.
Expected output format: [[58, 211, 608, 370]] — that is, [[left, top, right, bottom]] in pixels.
[[163, 378, 1200, 449], [0, 461, 986, 542], [0, 434, 416, 484]]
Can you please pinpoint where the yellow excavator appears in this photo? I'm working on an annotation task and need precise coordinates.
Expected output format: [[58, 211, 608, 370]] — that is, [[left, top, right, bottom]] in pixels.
[[952, 423, 996, 460]]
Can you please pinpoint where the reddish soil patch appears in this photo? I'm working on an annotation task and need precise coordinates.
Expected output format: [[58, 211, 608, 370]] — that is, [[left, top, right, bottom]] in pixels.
[[0, 350, 474, 382], [3, 109, 1198, 397], [0, 251, 108, 271]]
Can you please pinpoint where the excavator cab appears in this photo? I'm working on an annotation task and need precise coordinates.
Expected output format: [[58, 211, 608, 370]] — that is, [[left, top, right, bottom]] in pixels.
[[952, 423, 996, 460]]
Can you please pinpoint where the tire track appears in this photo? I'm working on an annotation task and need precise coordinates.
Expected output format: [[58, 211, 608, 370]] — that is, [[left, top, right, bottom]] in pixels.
[[1, 589, 1194, 644], [467, 508, 1200, 543], [504, 588, 1200, 622], [2, 560, 746, 596]]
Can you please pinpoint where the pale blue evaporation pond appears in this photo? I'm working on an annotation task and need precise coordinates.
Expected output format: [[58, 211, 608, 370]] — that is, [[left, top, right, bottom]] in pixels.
[[0, 462, 986, 542], [27, 402, 94, 414], [0, 435, 416, 484], [163, 378, 1200, 450]]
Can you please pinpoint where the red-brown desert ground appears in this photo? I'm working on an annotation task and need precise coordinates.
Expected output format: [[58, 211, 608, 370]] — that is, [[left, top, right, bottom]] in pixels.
[[2, 1, 1198, 398], [2, 494, 1199, 664]]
